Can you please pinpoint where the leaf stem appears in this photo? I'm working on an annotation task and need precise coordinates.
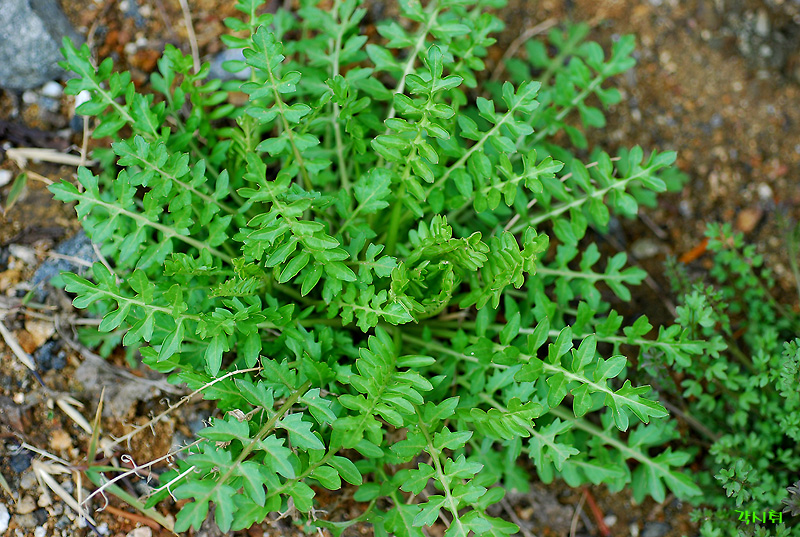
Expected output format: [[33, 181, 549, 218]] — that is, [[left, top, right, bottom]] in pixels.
[[414, 406, 468, 536], [74, 192, 232, 262], [382, 1, 440, 126], [185, 380, 312, 521], [385, 183, 407, 257], [329, 0, 351, 198], [507, 164, 653, 234]]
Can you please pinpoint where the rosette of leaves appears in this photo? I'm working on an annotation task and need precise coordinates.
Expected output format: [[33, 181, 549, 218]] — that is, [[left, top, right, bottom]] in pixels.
[[52, 0, 700, 534]]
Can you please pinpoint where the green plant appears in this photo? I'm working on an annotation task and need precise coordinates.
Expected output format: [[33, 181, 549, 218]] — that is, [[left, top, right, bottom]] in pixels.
[[52, 0, 702, 534], [653, 223, 800, 536]]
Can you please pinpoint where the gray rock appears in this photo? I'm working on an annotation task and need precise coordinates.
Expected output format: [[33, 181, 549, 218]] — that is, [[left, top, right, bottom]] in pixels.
[[14, 513, 38, 529], [642, 521, 671, 537], [30, 230, 98, 300], [208, 48, 251, 82], [0, 0, 83, 91]]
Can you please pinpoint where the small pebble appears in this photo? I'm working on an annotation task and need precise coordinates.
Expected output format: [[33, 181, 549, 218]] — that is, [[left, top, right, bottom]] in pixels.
[[630, 238, 663, 259], [19, 472, 37, 490], [33, 509, 47, 525], [604, 514, 618, 527], [34, 526, 46, 537], [127, 527, 152, 537], [25, 319, 55, 347], [55, 515, 71, 529], [736, 207, 763, 233], [757, 182, 773, 201], [36, 493, 50, 508], [0, 503, 9, 534], [49, 430, 73, 452], [755, 9, 770, 37], [0, 169, 13, 187], [8, 245, 36, 266], [16, 495, 36, 515], [40, 81, 63, 98], [97, 522, 110, 536], [14, 513, 37, 529], [21, 91, 38, 105], [12, 393, 24, 404], [74, 90, 91, 112]]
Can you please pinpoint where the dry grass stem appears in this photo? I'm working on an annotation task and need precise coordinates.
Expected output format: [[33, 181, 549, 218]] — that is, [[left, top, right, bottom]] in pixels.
[[490, 19, 559, 82], [56, 395, 94, 434], [6, 147, 95, 168], [82, 440, 201, 507], [0, 320, 36, 371], [569, 490, 586, 537], [33, 459, 97, 526], [178, 0, 201, 74]]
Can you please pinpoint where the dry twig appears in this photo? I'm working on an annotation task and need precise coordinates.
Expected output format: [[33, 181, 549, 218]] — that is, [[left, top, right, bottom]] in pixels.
[[490, 19, 559, 82], [178, 0, 201, 74], [569, 490, 586, 537], [500, 497, 538, 537]]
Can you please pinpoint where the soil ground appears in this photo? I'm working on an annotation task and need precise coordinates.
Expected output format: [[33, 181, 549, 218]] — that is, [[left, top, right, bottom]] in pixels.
[[1, 1, 799, 536]]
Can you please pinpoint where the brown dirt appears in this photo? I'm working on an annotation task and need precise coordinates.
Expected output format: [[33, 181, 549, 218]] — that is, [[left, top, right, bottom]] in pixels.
[[2, 1, 799, 536], [500, 0, 800, 295]]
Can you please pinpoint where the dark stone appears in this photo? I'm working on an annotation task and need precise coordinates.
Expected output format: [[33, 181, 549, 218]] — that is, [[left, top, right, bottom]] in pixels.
[[0, 0, 83, 90], [34, 341, 65, 372], [8, 451, 32, 473], [32, 508, 48, 526], [69, 114, 84, 132], [30, 231, 98, 300]]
